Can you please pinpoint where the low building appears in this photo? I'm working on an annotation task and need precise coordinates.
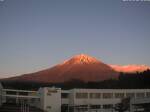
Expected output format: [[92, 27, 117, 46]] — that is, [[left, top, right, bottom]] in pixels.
[[61, 89, 150, 112], [0, 83, 150, 112], [130, 97, 150, 112], [0, 83, 3, 106]]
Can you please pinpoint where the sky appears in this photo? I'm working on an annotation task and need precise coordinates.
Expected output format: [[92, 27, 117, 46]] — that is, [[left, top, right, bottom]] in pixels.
[[0, 0, 150, 77]]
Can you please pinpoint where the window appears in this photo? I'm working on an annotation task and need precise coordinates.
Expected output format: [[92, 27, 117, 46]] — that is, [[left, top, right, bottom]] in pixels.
[[90, 105, 101, 109], [19, 92, 28, 95], [61, 104, 68, 112], [115, 93, 125, 98], [31, 98, 35, 103], [76, 93, 88, 99], [61, 93, 69, 98], [6, 91, 16, 95], [136, 93, 145, 98], [29, 92, 37, 96], [126, 93, 135, 98], [103, 93, 113, 99], [47, 92, 51, 96], [103, 104, 113, 109], [146, 92, 150, 97], [90, 93, 101, 99], [47, 106, 51, 109], [76, 105, 88, 111]]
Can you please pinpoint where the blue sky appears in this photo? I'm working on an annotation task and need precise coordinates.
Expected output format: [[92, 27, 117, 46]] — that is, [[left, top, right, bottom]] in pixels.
[[0, 0, 150, 77]]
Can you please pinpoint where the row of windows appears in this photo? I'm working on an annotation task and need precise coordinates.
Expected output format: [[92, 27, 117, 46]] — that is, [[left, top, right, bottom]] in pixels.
[[90, 93, 101, 98], [75, 92, 150, 99], [90, 104, 113, 109], [62, 104, 113, 109], [61, 92, 150, 99], [6, 91, 29, 95], [76, 93, 88, 99], [103, 93, 113, 99]]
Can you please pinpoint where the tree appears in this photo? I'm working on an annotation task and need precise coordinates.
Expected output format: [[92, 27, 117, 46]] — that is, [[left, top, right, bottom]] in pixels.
[[114, 98, 130, 112]]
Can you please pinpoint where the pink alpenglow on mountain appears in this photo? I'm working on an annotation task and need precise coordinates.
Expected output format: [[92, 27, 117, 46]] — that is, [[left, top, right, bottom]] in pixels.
[[110, 65, 150, 73], [8, 54, 119, 83], [4, 54, 149, 83]]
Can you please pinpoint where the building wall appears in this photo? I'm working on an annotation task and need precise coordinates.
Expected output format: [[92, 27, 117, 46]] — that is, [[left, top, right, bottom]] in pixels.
[[1, 85, 150, 112], [61, 89, 150, 111], [0, 83, 3, 106], [0, 84, 6, 105], [130, 97, 150, 112], [38, 87, 61, 112], [61, 90, 70, 105]]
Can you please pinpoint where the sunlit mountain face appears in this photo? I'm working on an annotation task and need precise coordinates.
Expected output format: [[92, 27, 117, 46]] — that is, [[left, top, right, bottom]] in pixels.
[[4, 54, 118, 83], [110, 64, 150, 73], [2, 54, 149, 83]]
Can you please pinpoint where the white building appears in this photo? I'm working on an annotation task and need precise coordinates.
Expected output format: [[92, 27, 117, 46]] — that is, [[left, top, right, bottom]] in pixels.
[[61, 88, 150, 112], [0, 82, 150, 112], [0, 83, 3, 106], [130, 97, 150, 112]]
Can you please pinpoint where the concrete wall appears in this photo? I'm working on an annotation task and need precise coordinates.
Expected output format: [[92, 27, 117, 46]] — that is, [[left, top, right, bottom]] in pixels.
[[64, 89, 150, 112], [1, 85, 150, 112], [0, 83, 3, 106], [39, 87, 61, 112], [130, 97, 150, 112]]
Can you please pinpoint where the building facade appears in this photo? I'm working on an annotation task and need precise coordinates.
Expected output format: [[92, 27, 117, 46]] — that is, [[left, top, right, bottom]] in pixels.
[[61, 89, 150, 112], [0, 83, 150, 112], [0, 83, 3, 106]]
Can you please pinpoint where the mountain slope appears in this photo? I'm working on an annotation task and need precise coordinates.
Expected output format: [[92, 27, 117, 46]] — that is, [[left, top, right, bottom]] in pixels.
[[110, 64, 150, 73], [7, 54, 118, 83]]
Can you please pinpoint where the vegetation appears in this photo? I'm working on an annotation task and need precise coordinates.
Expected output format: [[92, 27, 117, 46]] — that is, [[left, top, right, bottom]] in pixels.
[[114, 97, 130, 112]]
